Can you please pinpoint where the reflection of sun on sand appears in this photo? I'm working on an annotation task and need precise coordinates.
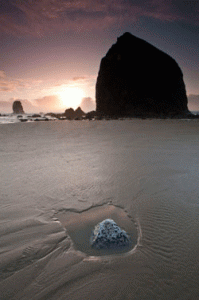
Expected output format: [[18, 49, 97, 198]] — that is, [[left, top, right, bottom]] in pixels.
[[56, 204, 138, 256], [57, 86, 85, 109]]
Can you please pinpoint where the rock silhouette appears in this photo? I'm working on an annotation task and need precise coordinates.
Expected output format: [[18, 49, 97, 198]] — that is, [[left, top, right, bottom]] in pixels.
[[13, 101, 24, 114], [64, 107, 85, 119], [96, 32, 189, 117], [64, 108, 76, 119]]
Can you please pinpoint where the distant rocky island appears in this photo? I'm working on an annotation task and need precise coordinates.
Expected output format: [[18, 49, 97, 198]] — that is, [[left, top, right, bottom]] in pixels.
[[96, 32, 194, 118], [13, 100, 24, 114], [46, 107, 89, 120]]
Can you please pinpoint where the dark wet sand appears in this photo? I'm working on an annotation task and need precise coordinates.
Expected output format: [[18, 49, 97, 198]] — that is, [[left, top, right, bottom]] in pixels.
[[0, 119, 199, 299]]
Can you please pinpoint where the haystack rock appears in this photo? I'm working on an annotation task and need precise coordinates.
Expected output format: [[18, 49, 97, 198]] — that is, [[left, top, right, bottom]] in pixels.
[[96, 32, 189, 117], [90, 219, 130, 250], [13, 100, 24, 114]]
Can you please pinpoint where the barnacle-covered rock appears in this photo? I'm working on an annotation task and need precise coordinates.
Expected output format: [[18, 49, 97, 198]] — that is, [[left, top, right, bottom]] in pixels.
[[90, 219, 130, 249]]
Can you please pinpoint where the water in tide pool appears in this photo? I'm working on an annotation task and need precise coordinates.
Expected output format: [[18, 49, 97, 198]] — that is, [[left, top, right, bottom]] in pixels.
[[0, 119, 199, 300]]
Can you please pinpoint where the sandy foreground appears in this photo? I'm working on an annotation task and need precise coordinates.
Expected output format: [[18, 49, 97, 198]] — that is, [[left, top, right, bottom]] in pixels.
[[0, 119, 199, 299]]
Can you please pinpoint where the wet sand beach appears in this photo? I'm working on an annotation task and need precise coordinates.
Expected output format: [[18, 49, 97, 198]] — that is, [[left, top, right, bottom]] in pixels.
[[0, 119, 199, 299]]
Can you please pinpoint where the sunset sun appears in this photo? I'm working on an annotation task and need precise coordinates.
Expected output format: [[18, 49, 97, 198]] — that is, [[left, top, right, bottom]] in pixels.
[[58, 86, 85, 109]]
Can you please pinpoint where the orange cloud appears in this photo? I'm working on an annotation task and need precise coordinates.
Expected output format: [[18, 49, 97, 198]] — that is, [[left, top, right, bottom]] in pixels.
[[34, 95, 64, 112], [72, 76, 87, 81], [0, 70, 41, 92], [0, 101, 11, 111], [0, 70, 24, 92], [0, 70, 6, 78]]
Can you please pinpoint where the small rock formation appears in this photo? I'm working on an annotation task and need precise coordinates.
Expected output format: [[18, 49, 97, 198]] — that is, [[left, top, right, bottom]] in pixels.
[[96, 32, 189, 117], [90, 219, 130, 249], [85, 110, 101, 120], [74, 107, 85, 119], [64, 108, 75, 119], [64, 107, 85, 119], [13, 101, 24, 114]]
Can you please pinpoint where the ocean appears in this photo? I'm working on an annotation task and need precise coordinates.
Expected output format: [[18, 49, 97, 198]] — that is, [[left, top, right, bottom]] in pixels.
[[0, 119, 199, 299]]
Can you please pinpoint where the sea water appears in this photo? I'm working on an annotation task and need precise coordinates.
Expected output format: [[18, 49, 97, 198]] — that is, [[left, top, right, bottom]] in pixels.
[[0, 119, 199, 299]]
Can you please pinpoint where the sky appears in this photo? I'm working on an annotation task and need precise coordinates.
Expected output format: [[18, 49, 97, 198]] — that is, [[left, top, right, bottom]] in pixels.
[[0, 0, 199, 113]]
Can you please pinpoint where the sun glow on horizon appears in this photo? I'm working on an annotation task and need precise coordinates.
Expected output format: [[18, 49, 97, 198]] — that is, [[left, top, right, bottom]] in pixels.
[[58, 86, 85, 109]]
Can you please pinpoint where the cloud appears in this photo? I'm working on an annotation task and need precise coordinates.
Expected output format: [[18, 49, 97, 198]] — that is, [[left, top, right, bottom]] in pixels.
[[16, 99, 36, 113], [34, 95, 64, 112], [188, 94, 199, 112], [0, 0, 198, 36], [72, 76, 87, 81], [0, 70, 23, 92], [0, 100, 12, 111], [168, 0, 199, 22], [0, 70, 42, 92], [0, 79, 23, 92], [0, 70, 6, 78], [0, 0, 118, 36], [80, 97, 95, 112]]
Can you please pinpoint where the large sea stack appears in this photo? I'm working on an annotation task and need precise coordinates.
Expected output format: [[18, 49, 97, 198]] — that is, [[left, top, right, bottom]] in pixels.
[[96, 32, 189, 117], [13, 100, 24, 114]]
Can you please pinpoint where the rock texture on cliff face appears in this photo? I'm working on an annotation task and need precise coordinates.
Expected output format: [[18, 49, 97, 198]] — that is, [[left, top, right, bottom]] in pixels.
[[96, 32, 189, 117], [13, 101, 24, 114]]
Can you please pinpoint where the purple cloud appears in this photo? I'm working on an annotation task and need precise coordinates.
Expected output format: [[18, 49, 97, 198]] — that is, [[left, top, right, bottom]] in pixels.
[[0, 0, 198, 36]]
